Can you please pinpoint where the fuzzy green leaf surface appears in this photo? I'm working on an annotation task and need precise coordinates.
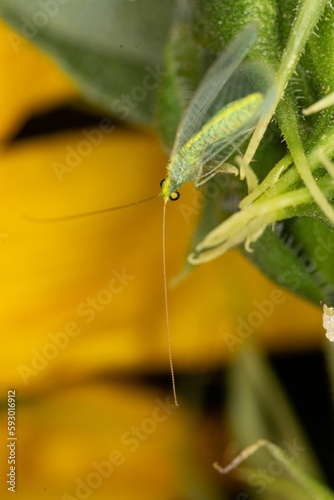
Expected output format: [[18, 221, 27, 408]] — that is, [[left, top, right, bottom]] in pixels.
[[0, 0, 175, 123]]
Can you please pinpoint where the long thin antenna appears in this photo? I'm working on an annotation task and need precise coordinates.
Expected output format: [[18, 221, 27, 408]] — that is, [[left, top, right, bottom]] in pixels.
[[162, 199, 178, 406], [22, 195, 158, 223]]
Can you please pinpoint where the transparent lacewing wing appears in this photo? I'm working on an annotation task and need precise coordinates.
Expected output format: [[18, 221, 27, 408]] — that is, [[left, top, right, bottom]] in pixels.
[[161, 23, 274, 202]]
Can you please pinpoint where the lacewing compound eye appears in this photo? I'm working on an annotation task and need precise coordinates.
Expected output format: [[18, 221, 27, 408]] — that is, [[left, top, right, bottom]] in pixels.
[[169, 191, 180, 201], [160, 179, 180, 201], [322, 303, 334, 341]]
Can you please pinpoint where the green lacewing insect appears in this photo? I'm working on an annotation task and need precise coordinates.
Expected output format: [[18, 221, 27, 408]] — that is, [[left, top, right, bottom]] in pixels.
[[25, 24, 273, 406], [158, 23, 275, 403], [161, 23, 272, 202]]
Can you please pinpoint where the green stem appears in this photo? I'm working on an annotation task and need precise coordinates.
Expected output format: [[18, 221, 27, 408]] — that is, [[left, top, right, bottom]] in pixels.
[[190, 176, 334, 263], [241, 120, 334, 209], [244, 0, 328, 166]]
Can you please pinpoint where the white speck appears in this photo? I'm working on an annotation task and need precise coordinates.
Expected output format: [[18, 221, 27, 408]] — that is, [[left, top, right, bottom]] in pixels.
[[322, 303, 334, 341]]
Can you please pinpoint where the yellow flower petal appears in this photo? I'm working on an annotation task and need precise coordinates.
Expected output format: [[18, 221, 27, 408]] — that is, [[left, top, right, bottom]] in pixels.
[[0, 19, 77, 143], [0, 128, 323, 395], [0, 383, 194, 499]]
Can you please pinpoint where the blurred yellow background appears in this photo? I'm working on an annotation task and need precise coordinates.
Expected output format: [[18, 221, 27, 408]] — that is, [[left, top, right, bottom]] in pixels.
[[0, 19, 324, 499]]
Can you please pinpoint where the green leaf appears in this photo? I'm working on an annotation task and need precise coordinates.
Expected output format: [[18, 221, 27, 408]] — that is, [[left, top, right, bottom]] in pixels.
[[184, 0, 334, 305], [0, 0, 175, 123], [192, 0, 280, 68], [227, 346, 324, 481], [244, 224, 326, 304], [157, 16, 204, 150], [215, 438, 334, 499]]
